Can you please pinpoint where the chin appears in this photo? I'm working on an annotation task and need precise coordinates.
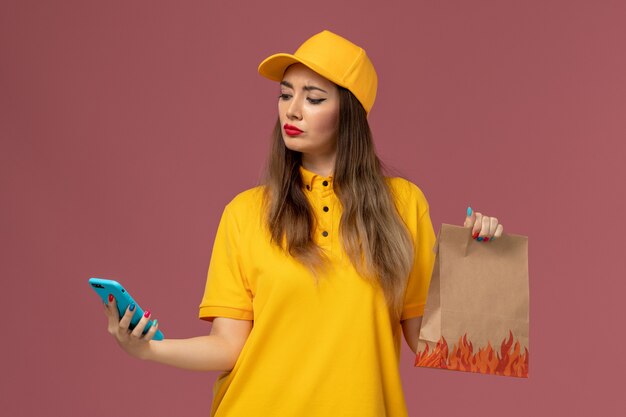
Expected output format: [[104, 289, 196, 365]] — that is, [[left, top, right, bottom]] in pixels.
[[283, 135, 305, 149]]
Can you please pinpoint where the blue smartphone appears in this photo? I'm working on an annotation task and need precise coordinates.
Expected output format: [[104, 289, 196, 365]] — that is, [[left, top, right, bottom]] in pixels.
[[89, 277, 164, 341]]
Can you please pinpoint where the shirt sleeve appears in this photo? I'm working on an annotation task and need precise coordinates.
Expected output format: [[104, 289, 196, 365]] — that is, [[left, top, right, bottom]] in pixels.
[[198, 203, 254, 322], [401, 185, 437, 321]]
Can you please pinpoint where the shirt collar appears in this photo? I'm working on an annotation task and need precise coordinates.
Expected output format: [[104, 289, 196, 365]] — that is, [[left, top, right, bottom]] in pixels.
[[299, 165, 334, 191]]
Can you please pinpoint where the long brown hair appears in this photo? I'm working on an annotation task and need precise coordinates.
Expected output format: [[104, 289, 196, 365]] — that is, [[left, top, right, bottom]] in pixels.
[[260, 85, 414, 325]]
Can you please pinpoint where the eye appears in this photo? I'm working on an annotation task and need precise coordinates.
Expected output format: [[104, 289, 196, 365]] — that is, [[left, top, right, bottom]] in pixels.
[[307, 98, 326, 105], [278, 93, 291, 100]]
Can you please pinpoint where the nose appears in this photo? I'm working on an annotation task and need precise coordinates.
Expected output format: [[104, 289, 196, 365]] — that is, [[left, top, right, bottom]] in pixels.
[[286, 96, 302, 120]]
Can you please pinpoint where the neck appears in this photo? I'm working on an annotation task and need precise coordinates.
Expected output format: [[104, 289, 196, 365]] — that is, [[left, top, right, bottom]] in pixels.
[[301, 152, 336, 177]]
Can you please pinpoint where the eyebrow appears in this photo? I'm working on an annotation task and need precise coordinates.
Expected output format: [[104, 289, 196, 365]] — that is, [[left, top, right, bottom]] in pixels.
[[280, 80, 328, 94]]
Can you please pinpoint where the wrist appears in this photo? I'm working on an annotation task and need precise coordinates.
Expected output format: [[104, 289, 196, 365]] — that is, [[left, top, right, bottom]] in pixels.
[[139, 341, 157, 361]]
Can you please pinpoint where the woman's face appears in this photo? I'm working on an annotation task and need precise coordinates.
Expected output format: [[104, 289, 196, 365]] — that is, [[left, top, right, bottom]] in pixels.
[[278, 63, 340, 158]]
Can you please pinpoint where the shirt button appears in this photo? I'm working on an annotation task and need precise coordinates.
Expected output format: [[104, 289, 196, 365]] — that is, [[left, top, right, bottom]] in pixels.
[[322, 180, 328, 186], [323, 206, 329, 212], [322, 231, 328, 237]]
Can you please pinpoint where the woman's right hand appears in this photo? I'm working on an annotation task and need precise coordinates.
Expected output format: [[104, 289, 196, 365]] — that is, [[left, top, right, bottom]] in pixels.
[[103, 294, 159, 360]]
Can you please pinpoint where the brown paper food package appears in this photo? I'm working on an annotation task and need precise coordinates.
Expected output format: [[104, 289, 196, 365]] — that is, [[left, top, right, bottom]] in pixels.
[[415, 223, 529, 378]]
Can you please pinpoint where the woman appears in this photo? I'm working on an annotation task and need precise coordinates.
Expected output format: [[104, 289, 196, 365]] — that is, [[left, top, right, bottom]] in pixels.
[[103, 30, 504, 416]]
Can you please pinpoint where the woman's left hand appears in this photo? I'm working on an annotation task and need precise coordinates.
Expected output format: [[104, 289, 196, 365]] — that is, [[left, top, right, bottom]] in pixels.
[[464, 206, 503, 242]]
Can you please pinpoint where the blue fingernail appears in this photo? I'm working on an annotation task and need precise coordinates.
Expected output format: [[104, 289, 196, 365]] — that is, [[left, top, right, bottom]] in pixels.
[[477, 236, 483, 241], [129, 303, 135, 311], [467, 206, 472, 217]]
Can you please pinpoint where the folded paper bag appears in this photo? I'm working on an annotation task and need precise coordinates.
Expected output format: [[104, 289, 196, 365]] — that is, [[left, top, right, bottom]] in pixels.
[[415, 223, 529, 378]]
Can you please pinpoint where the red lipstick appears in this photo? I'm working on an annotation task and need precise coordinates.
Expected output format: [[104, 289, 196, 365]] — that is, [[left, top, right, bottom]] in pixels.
[[284, 123, 303, 136]]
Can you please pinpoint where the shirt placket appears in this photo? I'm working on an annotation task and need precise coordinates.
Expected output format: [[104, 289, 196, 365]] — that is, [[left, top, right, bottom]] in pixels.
[[307, 176, 334, 253], [318, 178, 333, 252]]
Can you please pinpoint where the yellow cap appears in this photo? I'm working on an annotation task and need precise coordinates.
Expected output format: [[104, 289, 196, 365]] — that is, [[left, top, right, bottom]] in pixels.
[[258, 30, 378, 115]]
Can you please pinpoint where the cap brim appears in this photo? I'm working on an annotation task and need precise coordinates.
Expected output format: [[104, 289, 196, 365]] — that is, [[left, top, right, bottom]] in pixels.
[[258, 53, 301, 81], [258, 53, 338, 86]]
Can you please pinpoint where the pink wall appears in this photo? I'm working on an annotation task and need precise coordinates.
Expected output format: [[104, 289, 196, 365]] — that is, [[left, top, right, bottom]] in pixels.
[[2, 0, 624, 415]]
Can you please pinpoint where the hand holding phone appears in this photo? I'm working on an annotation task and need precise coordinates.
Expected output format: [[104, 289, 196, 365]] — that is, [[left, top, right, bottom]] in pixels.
[[90, 277, 164, 359]]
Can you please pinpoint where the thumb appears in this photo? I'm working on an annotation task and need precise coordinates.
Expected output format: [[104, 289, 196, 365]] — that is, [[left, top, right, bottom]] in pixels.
[[464, 206, 475, 228]]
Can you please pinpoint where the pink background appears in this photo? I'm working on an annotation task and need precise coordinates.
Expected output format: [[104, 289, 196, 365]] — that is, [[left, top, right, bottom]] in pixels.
[[2, 0, 624, 415]]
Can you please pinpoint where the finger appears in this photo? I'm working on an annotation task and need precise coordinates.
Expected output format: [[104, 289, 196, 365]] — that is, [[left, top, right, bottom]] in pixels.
[[106, 296, 127, 336], [105, 295, 120, 327], [479, 215, 490, 238], [464, 206, 475, 228], [103, 295, 111, 315], [119, 303, 137, 331], [488, 217, 499, 237], [494, 223, 504, 238], [143, 319, 159, 342], [472, 212, 483, 237], [131, 310, 152, 339], [479, 216, 496, 242]]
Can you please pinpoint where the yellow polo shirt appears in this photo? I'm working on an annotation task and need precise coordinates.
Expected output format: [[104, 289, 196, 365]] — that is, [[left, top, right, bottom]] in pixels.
[[199, 165, 436, 417]]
